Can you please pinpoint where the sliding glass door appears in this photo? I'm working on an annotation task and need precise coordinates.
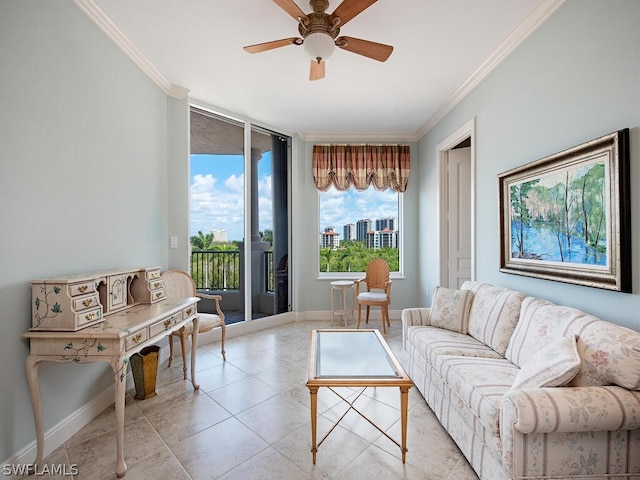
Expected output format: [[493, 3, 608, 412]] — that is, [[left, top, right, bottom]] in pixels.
[[189, 107, 290, 322]]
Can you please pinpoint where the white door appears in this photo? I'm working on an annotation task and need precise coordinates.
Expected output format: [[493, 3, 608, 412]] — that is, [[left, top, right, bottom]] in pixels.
[[447, 147, 472, 288]]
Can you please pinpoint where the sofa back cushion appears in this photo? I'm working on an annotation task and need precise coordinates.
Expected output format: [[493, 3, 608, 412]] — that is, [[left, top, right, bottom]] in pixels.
[[506, 296, 640, 390], [505, 297, 594, 367], [462, 281, 525, 356]]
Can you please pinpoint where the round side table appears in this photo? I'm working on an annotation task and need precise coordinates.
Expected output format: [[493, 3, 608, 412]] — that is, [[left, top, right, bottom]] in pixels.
[[330, 280, 355, 327]]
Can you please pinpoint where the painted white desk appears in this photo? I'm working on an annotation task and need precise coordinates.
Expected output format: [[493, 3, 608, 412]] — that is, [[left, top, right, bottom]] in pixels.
[[23, 297, 200, 478]]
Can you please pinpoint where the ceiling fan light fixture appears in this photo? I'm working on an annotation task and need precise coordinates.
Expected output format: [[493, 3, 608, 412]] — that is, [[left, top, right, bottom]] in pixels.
[[303, 32, 335, 61]]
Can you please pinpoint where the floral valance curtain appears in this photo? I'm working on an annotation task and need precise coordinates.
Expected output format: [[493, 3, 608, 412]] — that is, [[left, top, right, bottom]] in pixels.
[[312, 144, 410, 193]]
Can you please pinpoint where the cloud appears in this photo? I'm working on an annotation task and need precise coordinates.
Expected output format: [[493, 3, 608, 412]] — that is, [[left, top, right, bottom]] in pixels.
[[191, 173, 244, 238], [191, 172, 275, 240]]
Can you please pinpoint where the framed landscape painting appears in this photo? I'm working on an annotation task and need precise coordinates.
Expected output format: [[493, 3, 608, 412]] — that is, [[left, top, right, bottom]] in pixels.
[[498, 129, 630, 292]]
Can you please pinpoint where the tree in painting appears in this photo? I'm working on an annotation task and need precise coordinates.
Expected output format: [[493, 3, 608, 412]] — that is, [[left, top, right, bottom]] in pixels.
[[510, 162, 607, 265]]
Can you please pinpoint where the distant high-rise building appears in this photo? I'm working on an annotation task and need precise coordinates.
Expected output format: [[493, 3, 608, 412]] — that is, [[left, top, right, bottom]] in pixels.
[[376, 218, 395, 231], [378, 229, 398, 248], [320, 227, 340, 250], [212, 229, 227, 242], [356, 219, 372, 242], [343, 223, 355, 242], [366, 229, 398, 249]]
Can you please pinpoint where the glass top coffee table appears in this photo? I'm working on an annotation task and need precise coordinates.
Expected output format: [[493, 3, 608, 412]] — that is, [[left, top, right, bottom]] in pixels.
[[306, 329, 413, 464]]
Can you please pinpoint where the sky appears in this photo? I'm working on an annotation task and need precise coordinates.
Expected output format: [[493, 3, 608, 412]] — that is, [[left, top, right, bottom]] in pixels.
[[319, 187, 399, 234], [190, 153, 398, 241]]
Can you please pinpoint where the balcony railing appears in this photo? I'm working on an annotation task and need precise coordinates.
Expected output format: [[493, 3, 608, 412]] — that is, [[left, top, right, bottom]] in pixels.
[[190, 249, 274, 292], [264, 250, 274, 292], [191, 250, 240, 290]]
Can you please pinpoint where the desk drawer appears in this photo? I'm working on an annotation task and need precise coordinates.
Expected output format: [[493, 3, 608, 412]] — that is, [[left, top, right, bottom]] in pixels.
[[69, 281, 96, 297], [146, 269, 161, 281], [73, 294, 100, 312], [149, 312, 181, 337], [77, 307, 103, 327], [151, 288, 166, 302], [182, 304, 197, 320], [125, 330, 148, 350]]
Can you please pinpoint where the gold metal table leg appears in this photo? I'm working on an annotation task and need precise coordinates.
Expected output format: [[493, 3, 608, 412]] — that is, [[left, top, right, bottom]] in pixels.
[[400, 386, 410, 463], [309, 386, 318, 464]]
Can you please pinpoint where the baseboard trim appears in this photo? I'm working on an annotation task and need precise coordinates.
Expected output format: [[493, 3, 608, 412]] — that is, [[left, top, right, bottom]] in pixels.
[[3, 374, 133, 470]]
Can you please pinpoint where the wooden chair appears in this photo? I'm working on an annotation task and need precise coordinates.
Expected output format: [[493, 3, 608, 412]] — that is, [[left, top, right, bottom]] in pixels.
[[161, 270, 226, 379], [355, 258, 392, 334]]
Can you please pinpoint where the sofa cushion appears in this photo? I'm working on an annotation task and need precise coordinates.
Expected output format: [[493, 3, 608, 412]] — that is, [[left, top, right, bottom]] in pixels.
[[511, 335, 580, 389], [430, 287, 474, 334], [435, 355, 519, 435], [505, 297, 596, 368], [462, 281, 526, 356], [569, 320, 640, 390], [407, 326, 503, 365]]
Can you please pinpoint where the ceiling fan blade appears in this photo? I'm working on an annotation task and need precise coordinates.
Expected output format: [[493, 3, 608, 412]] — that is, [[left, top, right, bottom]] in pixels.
[[309, 59, 325, 81], [273, 0, 308, 22], [243, 37, 303, 54], [335, 36, 393, 62], [330, 0, 377, 27]]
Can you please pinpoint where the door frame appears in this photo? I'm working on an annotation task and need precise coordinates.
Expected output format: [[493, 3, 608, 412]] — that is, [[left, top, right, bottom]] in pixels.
[[436, 118, 476, 287]]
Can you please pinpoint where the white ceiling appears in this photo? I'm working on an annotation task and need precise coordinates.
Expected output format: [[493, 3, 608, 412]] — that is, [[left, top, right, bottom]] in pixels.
[[83, 0, 562, 139]]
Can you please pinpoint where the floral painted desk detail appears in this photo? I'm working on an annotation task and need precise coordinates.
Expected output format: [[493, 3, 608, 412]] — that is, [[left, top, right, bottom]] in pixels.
[[30, 267, 166, 331], [23, 297, 200, 478]]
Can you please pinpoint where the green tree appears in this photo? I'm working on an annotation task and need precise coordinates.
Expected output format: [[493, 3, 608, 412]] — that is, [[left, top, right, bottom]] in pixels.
[[320, 248, 333, 272], [260, 229, 273, 246], [190, 230, 214, 250]]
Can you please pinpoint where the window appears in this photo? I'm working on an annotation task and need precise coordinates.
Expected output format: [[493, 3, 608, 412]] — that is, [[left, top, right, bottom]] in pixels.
[[313, 144, 410, 276], [318, 187, 402, 274]]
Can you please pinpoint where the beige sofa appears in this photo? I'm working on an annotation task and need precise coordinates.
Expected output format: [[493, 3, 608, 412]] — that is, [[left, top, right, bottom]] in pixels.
[[402, 281, 640, 480]]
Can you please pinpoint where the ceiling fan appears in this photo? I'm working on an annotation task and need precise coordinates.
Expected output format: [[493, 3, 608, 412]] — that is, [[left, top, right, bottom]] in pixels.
[[243, 0, 393, 81]]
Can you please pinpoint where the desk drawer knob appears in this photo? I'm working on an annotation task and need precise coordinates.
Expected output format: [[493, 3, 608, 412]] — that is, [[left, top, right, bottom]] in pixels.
[[185, 308, 193, 316], [82, 299, 94, 307], [85, 313, 96, 321], [153, 282, 161, 288], [163, 319, 172, 329], [78, 285, 88, 293], [132, 333, 142, 344], [155, 292, 163, 299]]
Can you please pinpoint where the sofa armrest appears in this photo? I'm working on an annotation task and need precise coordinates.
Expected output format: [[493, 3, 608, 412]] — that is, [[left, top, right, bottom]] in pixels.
[[401, 308, 431, 349], [501, 386, 640, 435]]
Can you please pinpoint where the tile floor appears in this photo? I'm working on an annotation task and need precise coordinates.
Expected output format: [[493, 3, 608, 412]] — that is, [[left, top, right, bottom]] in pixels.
[[33, 320, 479, 480]]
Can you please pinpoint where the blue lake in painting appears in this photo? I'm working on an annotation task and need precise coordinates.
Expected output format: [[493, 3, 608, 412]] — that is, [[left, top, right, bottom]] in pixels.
[[511, 222, 606, 265]]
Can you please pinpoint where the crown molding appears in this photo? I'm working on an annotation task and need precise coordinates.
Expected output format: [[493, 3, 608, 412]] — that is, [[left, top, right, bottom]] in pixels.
[[414, 0, 565, 139], [298, 132, 420, 142], [73, 0, 189, 99]]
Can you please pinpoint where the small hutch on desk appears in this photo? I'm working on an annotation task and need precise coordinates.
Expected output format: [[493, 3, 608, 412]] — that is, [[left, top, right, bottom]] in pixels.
[[23, 267, 200, 478]]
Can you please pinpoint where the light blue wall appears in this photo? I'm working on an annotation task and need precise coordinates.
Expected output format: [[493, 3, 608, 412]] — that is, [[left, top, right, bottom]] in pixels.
[[167, 97, 191, 271], [0, 1, 170, 461], [418, 0, 640, 330]]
